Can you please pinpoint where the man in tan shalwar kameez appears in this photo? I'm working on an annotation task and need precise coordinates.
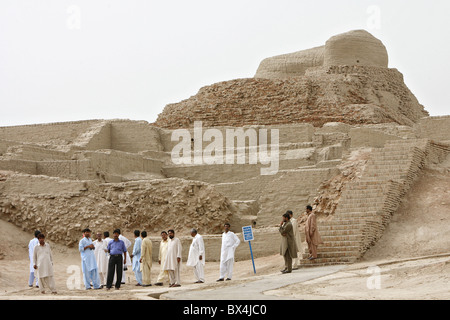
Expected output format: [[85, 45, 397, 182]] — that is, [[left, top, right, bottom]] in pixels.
[[305, 205, 323, 259], [139, 231, 152, 286], [288, 210, 302, 270], [279, 212, 298, 273]]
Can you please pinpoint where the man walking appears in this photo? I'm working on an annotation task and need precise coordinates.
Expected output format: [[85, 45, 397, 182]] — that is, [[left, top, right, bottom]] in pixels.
[[118, 230, 132, 284], [186, 228, 205, 283], [305, 205, 323, 260], [106, 229, 128, 290], [33, 233, 57, 294], [93, 231, 108, 286], [217, 223, 240, 281], [163, 229, 182, 287], [279, 212, 298, 273], [79, 228, 102, 290]]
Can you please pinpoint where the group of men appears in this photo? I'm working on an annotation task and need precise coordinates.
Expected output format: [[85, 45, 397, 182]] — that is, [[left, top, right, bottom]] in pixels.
[[279, 205, 322, 273], [27, 222, 242, 293], [28, 206, 321, 294]]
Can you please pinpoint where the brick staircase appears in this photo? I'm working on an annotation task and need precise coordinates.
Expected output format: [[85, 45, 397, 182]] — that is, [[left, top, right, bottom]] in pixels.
[[300, 138, 450, 266]]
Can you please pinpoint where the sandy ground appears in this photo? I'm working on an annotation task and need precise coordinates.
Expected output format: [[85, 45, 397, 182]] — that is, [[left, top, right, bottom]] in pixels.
[[0, 219, 285, 300], [264, 255, 450, 300], [1, 160, 449, 300], [263, 159, 450, 300]]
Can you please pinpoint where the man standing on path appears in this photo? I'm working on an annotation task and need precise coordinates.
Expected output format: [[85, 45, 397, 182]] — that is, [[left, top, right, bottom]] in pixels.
[[106, 229, 127, 290], [186, 228, 205, 284], [131, 230, 143, 286], [288, 210, 302, 270], [79, 228, 102, 290], [93, 231, 108, 286], [118, 230, 132, 284], [33, 233, 57, 294], [163, 229, 182, 287], [279, 212, 298, 274], [28, 230, 40, 288], [217, 223, 240, 282], [140, 230, 153, 287], [154, 231, 170, 286], [305, 205, 323, 260]]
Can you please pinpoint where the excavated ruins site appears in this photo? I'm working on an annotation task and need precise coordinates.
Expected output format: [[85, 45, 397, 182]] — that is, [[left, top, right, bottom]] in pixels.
[[0, 30, 449, 299]]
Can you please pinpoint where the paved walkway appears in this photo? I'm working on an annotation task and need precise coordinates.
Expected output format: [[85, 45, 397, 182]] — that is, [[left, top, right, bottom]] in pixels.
[[160, 265, 346, 300]]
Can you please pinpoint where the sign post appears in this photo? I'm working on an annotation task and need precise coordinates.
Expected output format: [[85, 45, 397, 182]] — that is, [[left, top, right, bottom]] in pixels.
[[242, 225, 256, 274]]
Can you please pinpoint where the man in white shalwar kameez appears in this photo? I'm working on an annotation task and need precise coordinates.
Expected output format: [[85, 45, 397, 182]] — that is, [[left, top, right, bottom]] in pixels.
[[163, 229, 182, 287], [28, 230, 40, 288], [93, 232, 108, 286], [288, 210, 302, 270], [33, 233, 56, 294], [186, 229, 205, 283], [155, 231, 170, 286], [217, 223, 240, 281], [103, 231, 112, 263], [118, 232, 132, 284]]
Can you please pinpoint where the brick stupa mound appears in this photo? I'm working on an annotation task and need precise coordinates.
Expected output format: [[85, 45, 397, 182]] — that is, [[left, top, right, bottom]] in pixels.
[[154, 30, 428, 129]]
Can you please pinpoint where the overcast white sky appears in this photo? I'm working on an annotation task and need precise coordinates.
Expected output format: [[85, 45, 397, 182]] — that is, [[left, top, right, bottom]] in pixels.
[[0, 0, 449, 127]]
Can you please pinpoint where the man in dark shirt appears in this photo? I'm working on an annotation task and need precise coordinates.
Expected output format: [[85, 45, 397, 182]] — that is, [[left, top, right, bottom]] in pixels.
[[106, 229, 127, 290]]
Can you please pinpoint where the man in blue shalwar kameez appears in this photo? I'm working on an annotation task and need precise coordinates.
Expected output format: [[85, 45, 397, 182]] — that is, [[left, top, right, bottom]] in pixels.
[[131, 230, 143, 286], [79, 228, 102, 290]]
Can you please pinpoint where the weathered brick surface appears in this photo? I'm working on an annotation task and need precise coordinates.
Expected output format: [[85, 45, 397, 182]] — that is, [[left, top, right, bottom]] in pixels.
[[154, 66, 428, 129], [301, 138, 450, 266]]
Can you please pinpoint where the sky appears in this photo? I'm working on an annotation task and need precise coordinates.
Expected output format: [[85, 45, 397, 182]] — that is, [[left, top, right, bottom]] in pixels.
[[0, 0, 449, 127]]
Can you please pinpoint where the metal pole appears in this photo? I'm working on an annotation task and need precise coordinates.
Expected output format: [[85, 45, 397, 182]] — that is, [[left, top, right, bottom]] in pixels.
[[249, 241, 256, 274]]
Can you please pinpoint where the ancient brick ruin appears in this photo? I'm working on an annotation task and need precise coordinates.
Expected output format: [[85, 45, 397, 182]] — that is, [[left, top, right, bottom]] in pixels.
[[1, 30, 449, 265]]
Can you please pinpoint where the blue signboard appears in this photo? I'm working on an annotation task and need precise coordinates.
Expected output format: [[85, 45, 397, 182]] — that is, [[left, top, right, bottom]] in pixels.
[[242, 225, 254, 242], [242, 226, 256, 274]]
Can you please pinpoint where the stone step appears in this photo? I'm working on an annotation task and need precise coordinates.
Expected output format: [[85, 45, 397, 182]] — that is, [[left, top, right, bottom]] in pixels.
[[371, 154, 417, 161], [299, 256, 360, 265], [340, 193, 385, 200], [337, 205, 384, 212], [371, 149, 413, 155], [316, 223, 366, 230], [360, 176, 407, 181], [368, 160, 412, 167], [320, 235, 363, 242], [384, 139, 426, 145], [338, 199, 384, 206], [317, 218, 373, 226], [320, 240, 362, 247], [303, 246, 360, 253], [345, 182, 386, 189], [369, 157, 412, 162], [317, 229, 363, 236], [335, 211, 381, 218], [363, 167, 410, 174], [301, 251, 359, 259]]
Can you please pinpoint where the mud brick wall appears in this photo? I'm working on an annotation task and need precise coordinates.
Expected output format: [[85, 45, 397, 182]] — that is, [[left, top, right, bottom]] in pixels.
[[416, 116, 450, 142]]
